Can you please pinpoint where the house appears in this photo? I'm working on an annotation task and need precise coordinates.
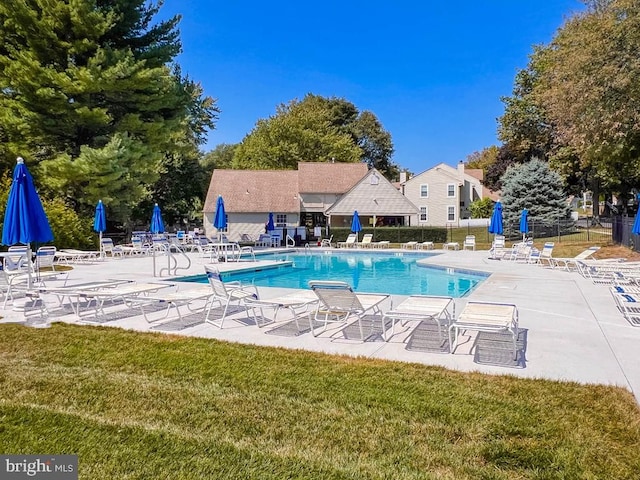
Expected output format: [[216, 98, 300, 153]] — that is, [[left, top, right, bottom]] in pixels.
[[325, 169, 419, 228], [203, 162, 369, 242], [402, 161, 491, 226]]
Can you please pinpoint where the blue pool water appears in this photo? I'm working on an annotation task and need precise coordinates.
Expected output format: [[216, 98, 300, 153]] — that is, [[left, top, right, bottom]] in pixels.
[[180, 251, 489, 297]]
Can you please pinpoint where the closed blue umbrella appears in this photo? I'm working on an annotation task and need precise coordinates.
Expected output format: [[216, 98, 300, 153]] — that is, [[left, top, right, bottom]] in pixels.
[[213, 195, 227, 241], [266, 212, 275, 232], [488, 201, 503, 235], [1, 157, 54, 287], [519, 208, 529, 241], [150, 203, 165, 234], [93, 200, 106, 258], [633, 210, 640, 236], [351, 210, 362, 242]]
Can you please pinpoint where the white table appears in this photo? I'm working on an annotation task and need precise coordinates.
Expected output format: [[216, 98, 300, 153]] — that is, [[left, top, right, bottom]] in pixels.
[[382, 295, 454, 345], [245, 291, 319, 329]]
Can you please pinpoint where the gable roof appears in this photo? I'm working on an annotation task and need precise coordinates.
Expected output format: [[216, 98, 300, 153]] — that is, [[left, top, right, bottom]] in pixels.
[[325, 169, 419, 216], [297, 162, 368, 193], [204, 169, 300, 213]]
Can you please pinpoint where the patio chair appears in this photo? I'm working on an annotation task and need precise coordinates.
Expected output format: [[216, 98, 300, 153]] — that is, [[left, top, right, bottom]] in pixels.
[[463, 235, 476, 251], [130, 236, 152, 255], [56, 248, 99, 263], [35, 246, 57, 271], [101, 238, 124, 258], [240, 233, 254, 244], [609, 287, 640, 327], [254, 234, 272, 248], [308, 280, 390, 341], [416, 241, 434, 250], [529, 242, 555, 266], [131, 285, 214, 323], [204, 266, 259, 328], [371, 240, 390, 249], [359, 233, 374, 248], [550, 246, 601, 270], [71, 281, 176, 319], [449, 301, 519, 359], [320, 235, 333, 248], [401, 241, 418, 249], [337, 234, 357, 248], [3, 246, 32, 274], [489, 235, 506, 259]]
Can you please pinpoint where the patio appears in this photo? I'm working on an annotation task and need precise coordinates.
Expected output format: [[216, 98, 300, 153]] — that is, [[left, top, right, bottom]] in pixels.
[[2, 247, 639, 403]]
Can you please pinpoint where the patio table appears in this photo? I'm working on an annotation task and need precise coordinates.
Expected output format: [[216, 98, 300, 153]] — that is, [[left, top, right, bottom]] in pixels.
[[382, 295, 455, 345]]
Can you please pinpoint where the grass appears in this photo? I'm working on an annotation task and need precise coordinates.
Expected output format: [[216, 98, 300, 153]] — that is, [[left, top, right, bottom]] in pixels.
[[1, 323, 639, 479]]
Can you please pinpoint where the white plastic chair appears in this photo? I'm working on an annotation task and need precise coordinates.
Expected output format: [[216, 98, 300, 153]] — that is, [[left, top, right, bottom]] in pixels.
[[308, 280, 389, 341], [204, 266, 259, 328]]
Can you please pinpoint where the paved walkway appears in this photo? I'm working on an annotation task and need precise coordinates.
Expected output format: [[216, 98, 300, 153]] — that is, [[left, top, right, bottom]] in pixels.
[[2, 248, 639, 403]]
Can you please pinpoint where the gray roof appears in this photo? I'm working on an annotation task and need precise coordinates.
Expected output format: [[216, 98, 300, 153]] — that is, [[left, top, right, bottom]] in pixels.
[[325, 169, 419, 216]]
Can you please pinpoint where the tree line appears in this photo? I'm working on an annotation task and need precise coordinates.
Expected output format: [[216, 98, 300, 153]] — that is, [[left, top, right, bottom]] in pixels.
[[3, 0, 636, 247], [470, 0, 640, 218]]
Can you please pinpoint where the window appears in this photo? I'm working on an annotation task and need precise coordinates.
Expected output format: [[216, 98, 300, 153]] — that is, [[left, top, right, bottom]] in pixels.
[[276, 214, 287, 227], [447, 206, 456, 222], [447, 184, 456, 197], [419, 206, 428, 222], [420, 184, 429, 198]]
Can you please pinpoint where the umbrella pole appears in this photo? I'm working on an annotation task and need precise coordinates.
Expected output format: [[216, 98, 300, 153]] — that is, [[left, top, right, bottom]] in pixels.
[[27, 243, 33, 289], [99, 231, 103, 260]]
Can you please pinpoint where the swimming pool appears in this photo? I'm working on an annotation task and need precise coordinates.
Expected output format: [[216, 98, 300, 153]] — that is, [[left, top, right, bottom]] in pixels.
[[180, 251, 489, 297]]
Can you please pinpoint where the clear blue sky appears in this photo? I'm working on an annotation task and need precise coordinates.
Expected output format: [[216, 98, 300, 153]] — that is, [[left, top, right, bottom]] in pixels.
[[159, 1, 584, 174]]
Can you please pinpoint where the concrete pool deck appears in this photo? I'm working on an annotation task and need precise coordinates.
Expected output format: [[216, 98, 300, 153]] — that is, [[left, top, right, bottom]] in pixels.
[[2, 247, 639, 403]]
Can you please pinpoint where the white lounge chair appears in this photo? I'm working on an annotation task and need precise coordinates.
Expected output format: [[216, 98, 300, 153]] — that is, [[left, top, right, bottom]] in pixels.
[[320, 235, 333, 248], [71, 281, 175, 319], [449, 301, 519, 359], [308, 280, 390, 341], [609, 287, 640, 327], [35, 246, 57, 271], [132, 285, 214, 323], [359, 234, 374, 248], [204, 266, 259, 328], [550, 246, 601, 270], [463, 235, 476, 251], [56, 249, 100, 264], [101, 238, 124, 258], [254, 234, 272, 248], [401, 241, 418, 249], [529, 242, 554, 266], [337, 234, 357, 249], [489, 235, 506, 259]]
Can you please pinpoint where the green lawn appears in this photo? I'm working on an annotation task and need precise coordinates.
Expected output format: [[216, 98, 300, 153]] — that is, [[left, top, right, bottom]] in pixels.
[[1, 323, 639, 479]]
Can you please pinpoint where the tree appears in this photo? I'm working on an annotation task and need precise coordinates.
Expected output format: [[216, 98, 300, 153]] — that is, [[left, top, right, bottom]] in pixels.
[[469, 198, 494, 219], [533, 0, 640, 202], [466, 145, 499, 172], [232, 94, 398, 178], [500, 158, 572, 229], [0, 0, 217, 223]]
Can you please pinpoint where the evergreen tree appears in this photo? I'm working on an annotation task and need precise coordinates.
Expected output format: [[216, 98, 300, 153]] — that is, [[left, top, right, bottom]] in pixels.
[[0, 0, 217, 223], [500, 158, 572, 229]]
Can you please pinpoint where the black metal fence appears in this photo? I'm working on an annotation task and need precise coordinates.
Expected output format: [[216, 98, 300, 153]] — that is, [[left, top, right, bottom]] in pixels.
[[451, 217, 613, 244], [612, 215, 640, 252]]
